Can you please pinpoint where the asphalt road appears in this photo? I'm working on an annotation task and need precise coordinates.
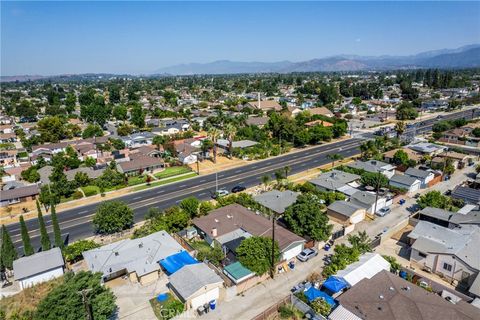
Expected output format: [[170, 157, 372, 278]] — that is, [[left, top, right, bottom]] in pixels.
[[6, 107, 479, 252]]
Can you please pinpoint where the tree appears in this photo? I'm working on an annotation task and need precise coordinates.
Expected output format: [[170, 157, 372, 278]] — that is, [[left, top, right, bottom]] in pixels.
[[224, 123, 237, 159], [50, 203, 63, 249], [198, 201, 215, 216], [261, 175, 271, 191], [284, 166, 291, 179], [179, 197, 200, 217], [63, 240, 100, 263], [74, 171, 91, 187], [93, 201, 134, 234], [130, 103, 145, 128], [37, 200, 51, 251], [117, 124, 133, 136], [347, 231, 371, 254], [35, 271, 116, 320], [20, 166, 40, 182], [310, 298, 332, 316], [396, 102, 418, 120], [394, 121, 406, 137], [417, 191, 451, 210], [37, 116, 69, 143], [327, 153, 343, 168], [15, 99, 38, 119], [112, 105, 128, 122], [152, 135, 166, 151], [1, 225, 17, 270], [208, 127, 221, 163], [64, 92, 77, 113], [361, 172, 389, 188], [284, 194, 332, 241], [82, 124, 104, 139], [236, 236, 280, 276], [392, 149, 409, 166], [19, 215, 34, 256]]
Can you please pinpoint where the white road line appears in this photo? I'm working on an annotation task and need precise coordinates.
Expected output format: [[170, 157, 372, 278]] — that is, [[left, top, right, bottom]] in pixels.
[[133, 196, 142, 200], [179, 184, 187, 188], [199, 179, 206, 183], [198, 192, 206, 196], [235, 170, 242, 173]]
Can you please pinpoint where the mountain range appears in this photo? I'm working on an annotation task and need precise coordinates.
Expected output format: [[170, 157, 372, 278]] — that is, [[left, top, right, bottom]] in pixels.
[[152, 44, 480, 75]]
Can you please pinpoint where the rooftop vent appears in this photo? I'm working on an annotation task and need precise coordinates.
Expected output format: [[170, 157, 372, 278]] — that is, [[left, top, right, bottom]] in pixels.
[[379, 295, 384, 300], [114, 252, 119, 256], [214, 219, 219, 223]]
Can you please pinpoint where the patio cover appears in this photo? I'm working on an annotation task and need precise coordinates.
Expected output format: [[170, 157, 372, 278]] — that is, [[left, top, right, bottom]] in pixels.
[[322, 276, 349, 293], [304, 287, 336, 306], [159, 250, 198, 274]]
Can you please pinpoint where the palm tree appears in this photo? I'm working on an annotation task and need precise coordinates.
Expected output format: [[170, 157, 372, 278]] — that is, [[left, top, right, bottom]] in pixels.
[[284, 166, 291, 179], [348, 231, 372, 254], [224, 123, 237, 159], [261, 175, 271, 191], [327, 153, 344, 168], [394, 121, 406, 138], [208, 127, 221, 163]]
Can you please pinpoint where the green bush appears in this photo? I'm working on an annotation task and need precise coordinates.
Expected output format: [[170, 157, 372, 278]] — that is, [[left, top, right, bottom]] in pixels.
[[63, 240, 100, 263], [82, 185, 99, 197], [72, 190, 83, 200]]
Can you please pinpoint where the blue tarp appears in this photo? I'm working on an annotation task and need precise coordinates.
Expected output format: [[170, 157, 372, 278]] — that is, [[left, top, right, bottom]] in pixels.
[[159, 251, 198, 274], [322, 276, 349, 293], [304, 287, 336, 307]]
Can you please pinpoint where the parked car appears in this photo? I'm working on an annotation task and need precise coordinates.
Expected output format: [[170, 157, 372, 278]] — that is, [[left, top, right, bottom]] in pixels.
[[414, 193, 421, 199], [376, 207, 391, 217], [231, 185, 246, 193], [297, 248, 318, 262], [445, 189, 452, 196], [212, 189, 229, 199]]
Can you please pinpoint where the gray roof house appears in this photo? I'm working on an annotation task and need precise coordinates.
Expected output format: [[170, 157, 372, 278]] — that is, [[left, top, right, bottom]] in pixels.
[[168, 263, 224, 310], [347, 160, 396, 178], [309, 170, 361, 192], [13, 247, 64, 289], [327, 201, 366, 225], [408, 221, 480, 297], [253, 190, 299, 213], [216, 139, 258, 149], [350, 190, 388, 214], [389, 174, 421, 193], [83, 230, 184, 284]]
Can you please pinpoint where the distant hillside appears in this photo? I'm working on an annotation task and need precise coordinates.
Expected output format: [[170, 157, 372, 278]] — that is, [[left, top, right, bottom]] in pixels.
[[153, 44, 480, 75]]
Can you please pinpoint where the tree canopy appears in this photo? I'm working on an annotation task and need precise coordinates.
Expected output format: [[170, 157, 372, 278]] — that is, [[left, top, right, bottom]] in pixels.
[[236, 236, 280, 276], [93, 201, 134, 234]]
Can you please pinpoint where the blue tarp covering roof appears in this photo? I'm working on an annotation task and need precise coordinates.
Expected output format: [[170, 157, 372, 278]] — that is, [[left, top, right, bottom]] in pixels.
[[304, 287, 336, 306], [322, 276, 349, 293], [159, 251, 198, 274]]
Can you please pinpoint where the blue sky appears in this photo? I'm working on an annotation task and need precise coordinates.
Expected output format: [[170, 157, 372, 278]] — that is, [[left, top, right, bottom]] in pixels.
[[1, 1, 480, 75]]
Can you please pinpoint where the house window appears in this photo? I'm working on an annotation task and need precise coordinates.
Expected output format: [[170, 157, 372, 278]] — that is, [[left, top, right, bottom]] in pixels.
[[418, 252, 427, 258], [443, 263, 453, 272]]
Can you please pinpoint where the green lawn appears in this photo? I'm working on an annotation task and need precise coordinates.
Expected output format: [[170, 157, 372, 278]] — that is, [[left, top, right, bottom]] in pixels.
[[154, 166, 192, 179], [188, 239, 212, 252], [134, 172, 197, 191], [149, 293, 184, 320], [81, 185, 100, 197], [127, 175, 147, 186]]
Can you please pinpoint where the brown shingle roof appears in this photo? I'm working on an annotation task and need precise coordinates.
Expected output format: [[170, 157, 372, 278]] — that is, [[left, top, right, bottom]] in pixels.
[[247, 100, 282, 111], [0, 184, 39, 201], [307, 107, 334, 117], [337, 270, 480, 320], [192, 204, 304, 251]]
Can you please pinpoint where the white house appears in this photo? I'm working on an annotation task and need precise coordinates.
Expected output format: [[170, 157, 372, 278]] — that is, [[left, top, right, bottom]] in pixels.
[[404, 167, 435, 188], [168, 263, 224, 310], [350, 191, 388, 214], [347, 160, 396, 179], [389, 174, 421, 193], [13, 248, 65, 290]]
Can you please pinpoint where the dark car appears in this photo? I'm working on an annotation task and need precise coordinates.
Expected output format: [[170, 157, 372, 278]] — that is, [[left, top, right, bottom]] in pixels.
[[231, 185, 246, 193]]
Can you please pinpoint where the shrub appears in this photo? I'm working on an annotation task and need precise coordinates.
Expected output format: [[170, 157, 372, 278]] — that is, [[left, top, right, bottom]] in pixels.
[[82, 185, 99, 197], [72, 190, 83, 200], [63, 240, 100, 263]]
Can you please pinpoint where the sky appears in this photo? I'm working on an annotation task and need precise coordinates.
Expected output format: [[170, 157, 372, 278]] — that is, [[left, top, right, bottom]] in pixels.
[[1, 1, 480, 76]]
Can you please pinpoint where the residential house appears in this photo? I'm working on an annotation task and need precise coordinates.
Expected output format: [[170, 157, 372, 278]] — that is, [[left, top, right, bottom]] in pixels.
[[38, 166, 106, 185], [416, 206, 480, 229], [383, 148, 423, 164], [192, 204, 305, 262], [309, 170, 361, 193], [246, 100, 282, 112], [168, 263, 224, 310], [245, 116, 269, 128], [451, 186, 480, 205], [404, 167, 436, 188], [216, 139, 258, 151], [116, 155, 164, 175], [83, 230, 185, 285], [330, 270, 480, 320], [350, 190, 388, 214], [174, 139, 201, 165], [335, 253, 391, 287], [306, 107, 334, 118], [253, 190, 299, 214], [0, 132, 17, 143], [389, 174, 421, 193], [0, 184, 39, 207], [326, 201, 366, 226], [408, 142, 447, 157], [347, 160, 396, 179], [120, 132, 155, 148], [304, 120, 333, 128], [408, 221, 480, 297], [13, 248, 64, 290], [153, 119, 191, 136], [0, 149, 18, 166]]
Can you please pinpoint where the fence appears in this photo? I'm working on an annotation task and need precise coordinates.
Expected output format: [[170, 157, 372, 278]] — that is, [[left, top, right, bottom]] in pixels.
[[172, 233, 197, 255], [250, 295, 290, 320]]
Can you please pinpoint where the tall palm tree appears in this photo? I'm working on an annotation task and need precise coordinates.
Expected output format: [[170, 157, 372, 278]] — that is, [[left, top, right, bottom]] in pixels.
[[327, 153, 344, 168], [261, 175, 271, 191], [224, 123, 237, 159], [394, 121, 406, 138], [208, 127, 221, 163]]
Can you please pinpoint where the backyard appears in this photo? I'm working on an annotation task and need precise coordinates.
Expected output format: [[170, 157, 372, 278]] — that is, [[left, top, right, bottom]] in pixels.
[[149, 293, 184, 320]]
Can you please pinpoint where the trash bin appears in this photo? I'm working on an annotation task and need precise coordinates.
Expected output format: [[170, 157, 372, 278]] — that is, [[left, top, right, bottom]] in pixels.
[[203, 303, 210, 313], [197, 306, 205, 316], [209, 300, 217, 310], [399, 271, 407, 279]]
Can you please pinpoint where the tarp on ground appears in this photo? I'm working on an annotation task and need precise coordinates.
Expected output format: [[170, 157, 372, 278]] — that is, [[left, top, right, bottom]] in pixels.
[[304, 287, 336, 306], [322, 276, 349, 293], [159, 250, 198, 274]]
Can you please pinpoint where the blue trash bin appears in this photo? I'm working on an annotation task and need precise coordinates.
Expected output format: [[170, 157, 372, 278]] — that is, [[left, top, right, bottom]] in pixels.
[[399, 271, 407, 279], [209, 300, 216, 310]]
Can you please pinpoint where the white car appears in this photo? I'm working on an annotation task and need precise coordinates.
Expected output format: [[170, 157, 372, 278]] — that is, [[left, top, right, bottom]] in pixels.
[[212, 189, 229, 199], [296, 248, 318, 262], [376, 207, 391, 217]]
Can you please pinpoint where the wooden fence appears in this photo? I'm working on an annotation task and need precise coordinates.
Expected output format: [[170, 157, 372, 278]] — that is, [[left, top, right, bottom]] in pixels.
[[250, 295, 290, 320]]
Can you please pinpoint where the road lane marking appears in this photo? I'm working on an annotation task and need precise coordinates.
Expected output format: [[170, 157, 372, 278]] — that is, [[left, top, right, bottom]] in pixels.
[[133, 196, 143, 200]]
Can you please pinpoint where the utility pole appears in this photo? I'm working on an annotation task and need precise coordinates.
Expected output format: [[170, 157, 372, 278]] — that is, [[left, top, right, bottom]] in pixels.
[[373, 170, 381, 216], [215, 171, 218, 192], [270, 210, 276, 279], [79, 289, 93, 320]]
